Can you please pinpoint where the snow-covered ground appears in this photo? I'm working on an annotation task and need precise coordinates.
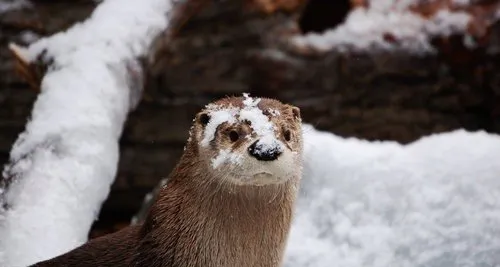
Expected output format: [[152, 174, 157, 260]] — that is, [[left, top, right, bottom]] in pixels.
[[285, 125, 500, 267], [0, 0, 170, 266]]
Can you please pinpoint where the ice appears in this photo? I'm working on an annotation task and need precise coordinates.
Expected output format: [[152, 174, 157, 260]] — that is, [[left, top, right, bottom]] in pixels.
[[285, 125, 500, 267], [0, 0, 172, 265]]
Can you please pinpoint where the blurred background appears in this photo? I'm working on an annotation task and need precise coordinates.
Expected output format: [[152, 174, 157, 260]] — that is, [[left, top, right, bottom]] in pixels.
[[1, 0, 499, 238]]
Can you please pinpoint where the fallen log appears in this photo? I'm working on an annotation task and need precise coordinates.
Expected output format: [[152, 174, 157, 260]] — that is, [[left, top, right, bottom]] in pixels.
[[0, 0, 187, 264]]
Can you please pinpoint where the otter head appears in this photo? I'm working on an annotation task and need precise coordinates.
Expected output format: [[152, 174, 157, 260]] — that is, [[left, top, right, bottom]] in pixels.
[[188, 94, 302, 187]]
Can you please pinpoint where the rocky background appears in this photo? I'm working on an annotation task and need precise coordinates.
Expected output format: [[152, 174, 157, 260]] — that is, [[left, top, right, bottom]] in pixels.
[[1, 0, 500, 237]]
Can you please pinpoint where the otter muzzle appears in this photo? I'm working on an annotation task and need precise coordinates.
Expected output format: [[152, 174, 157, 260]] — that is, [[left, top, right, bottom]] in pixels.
[[248, 139, 283, 161]]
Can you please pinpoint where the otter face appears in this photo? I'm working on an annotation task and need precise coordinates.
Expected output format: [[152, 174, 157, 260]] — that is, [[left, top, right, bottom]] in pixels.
[[190, 94, 302, 187]]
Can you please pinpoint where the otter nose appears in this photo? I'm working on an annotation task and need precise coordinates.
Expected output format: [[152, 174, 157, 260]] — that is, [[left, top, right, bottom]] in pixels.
[[248, 140, 282, 161]]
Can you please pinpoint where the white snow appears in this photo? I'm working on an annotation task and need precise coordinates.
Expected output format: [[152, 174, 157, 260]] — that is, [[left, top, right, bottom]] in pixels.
[[291, 2, 472, 53], [18, 30, 40, 44], [452, 0, 471, 7], [201, 108, 238, 147], [211, 149, 243, 169], [285, 125, 500, 267], [251, 134, 284, 157], [0, 0, 172, 265], [201, 93, 283, 166], [269, 108, 281, 117], [242, 92, 261, 107], [239, 93, 276, 138], [426, 10, 471, 36], [0, 0, 31, 14], [1, 0, 497, 265]]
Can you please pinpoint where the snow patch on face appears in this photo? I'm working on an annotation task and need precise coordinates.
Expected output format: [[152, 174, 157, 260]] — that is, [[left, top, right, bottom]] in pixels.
[[201, 108, 238, 147], [252, 135, 284, 157], [201, 93, 278, 145], [239, 95, 276, 138], [242, 92, 261, 107], [239, 95, 283, 157], [201, 93, 285, 168], [269, 108, 281, 117], [211, 149, 243, 169]]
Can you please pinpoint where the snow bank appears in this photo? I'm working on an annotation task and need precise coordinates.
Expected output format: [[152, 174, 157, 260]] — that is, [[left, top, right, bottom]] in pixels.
[[291, 1, 471, 53], [0, 0, 172, 265], [285, 125, 500, 267]]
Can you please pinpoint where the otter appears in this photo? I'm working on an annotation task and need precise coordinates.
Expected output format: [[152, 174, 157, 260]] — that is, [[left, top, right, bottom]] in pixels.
[[31, 94, 303, 267]]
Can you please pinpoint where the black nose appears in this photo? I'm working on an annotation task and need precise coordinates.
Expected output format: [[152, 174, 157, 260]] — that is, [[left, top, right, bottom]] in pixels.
[[248, 140, 282, 161]]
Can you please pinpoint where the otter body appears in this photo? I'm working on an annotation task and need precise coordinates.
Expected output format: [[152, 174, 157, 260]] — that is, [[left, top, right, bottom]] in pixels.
[[32, 95, 303, 267]]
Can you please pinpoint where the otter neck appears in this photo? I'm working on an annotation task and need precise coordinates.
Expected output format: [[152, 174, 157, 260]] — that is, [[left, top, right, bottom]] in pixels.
[[136, 158, 299, 267]]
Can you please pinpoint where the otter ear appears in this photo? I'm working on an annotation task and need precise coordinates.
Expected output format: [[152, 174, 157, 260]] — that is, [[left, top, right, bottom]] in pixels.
[[197, 112, 210, 126], [290, 106, 301, 120]]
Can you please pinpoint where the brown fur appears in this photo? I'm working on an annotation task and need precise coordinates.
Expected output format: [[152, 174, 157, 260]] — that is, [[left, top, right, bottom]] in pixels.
[[31, 96, 302, 267]]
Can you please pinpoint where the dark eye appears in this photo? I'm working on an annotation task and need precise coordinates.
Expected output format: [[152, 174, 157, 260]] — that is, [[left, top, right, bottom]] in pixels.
[[284, 129, 291, 141], [199, 113, 210, 125], [229, 130, 239, 142]]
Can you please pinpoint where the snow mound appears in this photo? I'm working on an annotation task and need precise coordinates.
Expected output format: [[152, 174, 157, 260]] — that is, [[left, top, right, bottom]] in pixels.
[[0, 0, 171, 266], [285, 125, 500, 267]]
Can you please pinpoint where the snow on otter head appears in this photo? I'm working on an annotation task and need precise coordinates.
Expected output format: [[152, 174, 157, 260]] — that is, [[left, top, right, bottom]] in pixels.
[[188, 93, 303, 186]]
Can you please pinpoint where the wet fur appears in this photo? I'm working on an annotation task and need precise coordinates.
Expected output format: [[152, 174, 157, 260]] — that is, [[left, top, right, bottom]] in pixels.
[[31, 96, 302, 267]]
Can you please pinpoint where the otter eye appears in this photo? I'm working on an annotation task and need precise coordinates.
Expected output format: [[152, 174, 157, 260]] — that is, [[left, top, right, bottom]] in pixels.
[[229, 130, 239, 142], [284, 129, 291, 141], [199, 113, 210, 126]]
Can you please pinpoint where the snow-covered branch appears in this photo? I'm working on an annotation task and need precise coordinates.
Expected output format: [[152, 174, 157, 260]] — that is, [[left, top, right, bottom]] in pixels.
[[0, 0, 178, 265]]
